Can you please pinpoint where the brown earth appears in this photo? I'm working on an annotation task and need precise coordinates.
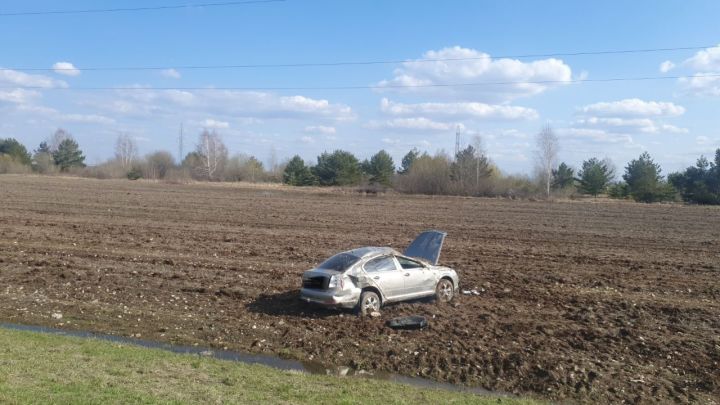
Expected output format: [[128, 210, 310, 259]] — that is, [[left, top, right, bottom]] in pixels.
[[1, 175, 719, 404]]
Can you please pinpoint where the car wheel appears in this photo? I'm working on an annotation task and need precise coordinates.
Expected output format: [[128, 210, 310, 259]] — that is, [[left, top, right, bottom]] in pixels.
[[436, 279, 454, 303], [358, 291, 380, 316]]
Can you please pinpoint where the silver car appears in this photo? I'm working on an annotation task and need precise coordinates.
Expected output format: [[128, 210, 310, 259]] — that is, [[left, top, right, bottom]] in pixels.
[[300, 230, 459, 315]]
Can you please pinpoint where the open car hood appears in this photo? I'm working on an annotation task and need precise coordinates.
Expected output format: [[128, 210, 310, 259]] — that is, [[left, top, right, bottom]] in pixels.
[[403, 230, 447, 266]]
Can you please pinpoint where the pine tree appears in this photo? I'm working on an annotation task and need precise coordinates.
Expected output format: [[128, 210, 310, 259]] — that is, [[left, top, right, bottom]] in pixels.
[[361, 150, 395, 186], [577, 158, 614, 196], [52, 138, 86, 172], [0, 138, 31, 165], [313, 150, 362, 186], [283, 155, 317, 186], [399, 148, 419, 175], [552, 162, 575, 190], [623, 152, 674, 202]]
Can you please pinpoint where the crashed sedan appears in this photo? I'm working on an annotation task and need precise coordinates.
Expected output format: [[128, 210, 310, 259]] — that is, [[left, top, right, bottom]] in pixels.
[[300, 230, 459, 315]]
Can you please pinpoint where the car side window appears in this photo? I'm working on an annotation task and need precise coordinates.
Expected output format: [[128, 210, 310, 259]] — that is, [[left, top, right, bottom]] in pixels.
[[396, 256, 424, 270], [364, 256, 398, 273]]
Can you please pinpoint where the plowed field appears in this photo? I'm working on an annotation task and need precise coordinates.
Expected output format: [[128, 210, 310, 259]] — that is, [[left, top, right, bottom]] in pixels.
[[1, 175, 718, 403]]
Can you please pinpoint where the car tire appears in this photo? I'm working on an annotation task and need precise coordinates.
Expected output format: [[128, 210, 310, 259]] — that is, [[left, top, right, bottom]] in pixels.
[[358, 290, 381, 316], [436, 279, 454, 303]]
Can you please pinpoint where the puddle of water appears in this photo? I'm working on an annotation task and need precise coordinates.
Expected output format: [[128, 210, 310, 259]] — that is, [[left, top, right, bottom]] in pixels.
[[0, 322, 502, 397]]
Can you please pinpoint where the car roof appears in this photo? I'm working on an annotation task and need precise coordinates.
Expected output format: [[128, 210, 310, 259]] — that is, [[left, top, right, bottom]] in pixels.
[[345, 246, 397, 259]]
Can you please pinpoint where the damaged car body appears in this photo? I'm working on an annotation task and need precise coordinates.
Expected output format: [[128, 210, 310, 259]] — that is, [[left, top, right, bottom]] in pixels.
[[300, 231, 459, 315]]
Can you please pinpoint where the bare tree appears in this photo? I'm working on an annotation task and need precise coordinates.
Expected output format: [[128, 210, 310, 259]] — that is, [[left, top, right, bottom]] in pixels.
[[196, 130, 228, 180], [534, 125, 559, 198], [49, 128, 71, 152], [472, 135, 488, 188], [115, 133, 138, 169], [268, 147, 278, 172]]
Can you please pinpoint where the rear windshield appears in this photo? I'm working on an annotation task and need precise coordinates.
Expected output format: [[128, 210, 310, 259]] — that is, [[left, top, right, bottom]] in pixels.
[[318, 253, 360, 272]]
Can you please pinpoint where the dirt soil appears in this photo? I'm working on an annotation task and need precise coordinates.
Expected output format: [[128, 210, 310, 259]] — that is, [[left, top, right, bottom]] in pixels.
[[1, 175, 719, 404]]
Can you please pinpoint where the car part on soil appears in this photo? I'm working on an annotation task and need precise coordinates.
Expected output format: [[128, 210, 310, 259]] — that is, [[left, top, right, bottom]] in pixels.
[[387, 315, 428, 330], [299, 231, 460, 313]]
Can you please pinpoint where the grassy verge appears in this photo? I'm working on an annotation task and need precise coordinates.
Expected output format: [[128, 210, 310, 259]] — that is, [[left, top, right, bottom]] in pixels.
[[0, 328, 540, 404]]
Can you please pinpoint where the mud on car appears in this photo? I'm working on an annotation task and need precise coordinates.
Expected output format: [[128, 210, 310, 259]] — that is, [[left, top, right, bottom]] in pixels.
[[300, 231, 459, 315]]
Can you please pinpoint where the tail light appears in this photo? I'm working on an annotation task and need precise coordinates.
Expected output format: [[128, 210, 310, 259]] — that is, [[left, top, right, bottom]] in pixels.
[[328, 275, 344, 289]]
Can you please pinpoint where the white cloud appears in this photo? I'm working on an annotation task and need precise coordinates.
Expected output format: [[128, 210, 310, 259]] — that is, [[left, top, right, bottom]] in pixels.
[[569, 98, 688, 140], [367, 117, 463, 133], [15, 104, 57, 115], [108, 89, 355, 121], [0, 88, 41, 104], [376, 46, 573, 102], [662, 45, 720, 96], [61, 113, 115, 124], [304, 125, 336, 135], [679, 74, 720, 96], [300, 136, 315, 144], [558, 127, 637, 145], [52, 62, 81, 77], [0, 68, 67, 88], [695, 135, 720, 147], [380, 98, 538, 121], [381, 137, 432, 149], [202, 118, 230, 129], [161, 69, 182, 79], [659, 60, 675, 73], [579, 98, 685, 117], [683, 44, 720, 71], [14, 103, 114, 125], [575, 117, 687, 134]]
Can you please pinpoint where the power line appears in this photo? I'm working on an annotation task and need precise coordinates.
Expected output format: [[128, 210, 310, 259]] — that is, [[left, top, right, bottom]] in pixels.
[[0, 0, 285, 17], [3, 73, 717, 91], [2, 45, 711, 73]]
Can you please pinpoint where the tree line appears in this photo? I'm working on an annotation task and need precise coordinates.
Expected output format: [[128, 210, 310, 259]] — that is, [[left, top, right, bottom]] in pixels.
[[0, 129, 280, 183], [0, 129, 86, 174], [2, 127, 719, 205]]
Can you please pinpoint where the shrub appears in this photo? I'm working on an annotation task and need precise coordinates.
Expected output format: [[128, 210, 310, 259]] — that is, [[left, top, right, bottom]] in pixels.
[[144, 151, 175, 179], [0, 155, 32, 174], [225, 154, 265, 182], [394, 152, 452, 195], [607, 182, 629, 199], [32, 152, 57, 174], [163, 168, 193, 184], [127, 166, 143, 180], [76, 161, 126, 179]]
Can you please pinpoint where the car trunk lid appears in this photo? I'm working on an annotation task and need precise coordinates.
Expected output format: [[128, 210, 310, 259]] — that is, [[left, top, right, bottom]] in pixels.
[[302, 268, 341, 290], [403, 230, 447, 266]]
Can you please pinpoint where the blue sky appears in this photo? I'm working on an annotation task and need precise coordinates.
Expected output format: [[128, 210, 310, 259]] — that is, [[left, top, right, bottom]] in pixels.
[[1, 0, 720, 174]]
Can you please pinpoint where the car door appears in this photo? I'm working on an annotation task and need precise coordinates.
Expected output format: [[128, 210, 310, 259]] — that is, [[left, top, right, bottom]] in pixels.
[[363, 255, 404, 300], [396, 256, 435, 296]]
